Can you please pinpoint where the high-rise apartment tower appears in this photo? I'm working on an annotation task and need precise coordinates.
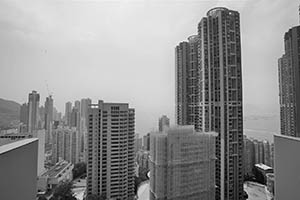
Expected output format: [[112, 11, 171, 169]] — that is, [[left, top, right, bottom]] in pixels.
[[87, 100, 135, 200], [28, 90, 40, 133], [44, 95, 54, 144], [278, 25, 300, 137], [175, 7, 244, 200]]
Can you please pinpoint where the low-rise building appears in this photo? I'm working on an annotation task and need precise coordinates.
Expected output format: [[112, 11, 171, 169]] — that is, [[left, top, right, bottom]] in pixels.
[[37, 160, 74, 192], [254, 163, 273, 185]]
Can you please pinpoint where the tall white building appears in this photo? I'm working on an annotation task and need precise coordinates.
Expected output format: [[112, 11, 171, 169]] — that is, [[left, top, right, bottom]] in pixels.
[[150, 126, 217, 200], [87, 100, 135, 200]]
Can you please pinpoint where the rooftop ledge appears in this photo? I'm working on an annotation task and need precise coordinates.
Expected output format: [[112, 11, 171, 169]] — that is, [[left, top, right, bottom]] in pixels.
[[0, 138, 38, 155]]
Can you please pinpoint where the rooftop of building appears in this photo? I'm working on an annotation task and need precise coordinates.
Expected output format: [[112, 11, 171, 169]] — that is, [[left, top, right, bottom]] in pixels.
[[274, 134, 300, 142], [0, 138, 38, 155], [206, 7, 239, 17], [255, 163, 273, 171], [152, 125, 218, 137], [266, 173, 275, 179], [41, 160, 73, 178]]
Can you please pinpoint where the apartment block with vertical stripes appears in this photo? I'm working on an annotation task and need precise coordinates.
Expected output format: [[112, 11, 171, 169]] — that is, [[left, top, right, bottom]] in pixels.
[[87, 100, 135, 200]]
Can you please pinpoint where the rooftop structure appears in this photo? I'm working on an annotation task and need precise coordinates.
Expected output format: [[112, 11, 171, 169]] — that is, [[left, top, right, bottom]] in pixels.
[[42, 160, 72, 178], [0, 138, 38, 200], [255, 163, 273, 171], [38, 160, 73, 191]]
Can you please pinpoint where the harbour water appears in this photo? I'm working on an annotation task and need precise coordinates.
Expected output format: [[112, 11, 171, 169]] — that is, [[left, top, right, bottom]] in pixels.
[[244, 115, 280, 142]]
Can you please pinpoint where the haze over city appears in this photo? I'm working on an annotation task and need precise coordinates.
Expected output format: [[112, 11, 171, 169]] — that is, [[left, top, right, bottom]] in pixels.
[[0, 0, 297, 133]]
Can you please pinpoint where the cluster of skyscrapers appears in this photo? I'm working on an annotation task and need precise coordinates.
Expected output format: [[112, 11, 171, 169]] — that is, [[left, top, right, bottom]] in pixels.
[[2, 4, 300, 200]]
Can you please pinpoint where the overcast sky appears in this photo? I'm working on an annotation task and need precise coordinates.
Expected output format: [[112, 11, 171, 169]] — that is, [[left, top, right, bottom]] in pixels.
[[0, 0, 298, 133]]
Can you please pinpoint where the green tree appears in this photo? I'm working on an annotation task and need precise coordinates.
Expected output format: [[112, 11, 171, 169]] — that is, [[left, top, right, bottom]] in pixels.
[[37, 195, 47, 200], [72, 162, 87, 179], [51, 181, 76, 200]]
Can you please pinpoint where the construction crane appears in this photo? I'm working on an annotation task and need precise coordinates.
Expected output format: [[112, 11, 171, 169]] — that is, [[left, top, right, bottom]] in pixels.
[[45, 80, 53, 98]]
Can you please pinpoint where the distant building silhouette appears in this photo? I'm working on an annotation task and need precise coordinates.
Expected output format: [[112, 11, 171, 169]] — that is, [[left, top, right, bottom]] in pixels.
[[142, 133, 150, 151], [64, 101, 72, 126], [27, 90, 40, 133], [44, 95, 53, 144], [20, 103, 28, 125], [158, 115, 170, 132]]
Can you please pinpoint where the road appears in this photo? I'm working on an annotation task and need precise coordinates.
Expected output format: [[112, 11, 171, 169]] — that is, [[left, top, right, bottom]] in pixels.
[[137, 181, 150, 200], [72, 178, 86, 200]]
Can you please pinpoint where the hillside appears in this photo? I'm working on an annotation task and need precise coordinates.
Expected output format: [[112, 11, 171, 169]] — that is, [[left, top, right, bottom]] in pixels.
[[0, 98, 20, 129]]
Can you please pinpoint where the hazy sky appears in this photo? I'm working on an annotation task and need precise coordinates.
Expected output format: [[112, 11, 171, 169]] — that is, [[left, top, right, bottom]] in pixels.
[[0, 0, 298, 133]]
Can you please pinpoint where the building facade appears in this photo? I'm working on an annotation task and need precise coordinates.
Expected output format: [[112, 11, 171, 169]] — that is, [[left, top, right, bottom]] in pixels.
[[51, 127, 79, 164], [278, 25, 300, 137], [150, 126, 216, 200], [28, 90, 40, 133], [175, 35, 200, 130], [143, 133, 150, 151], [20, 103, 28, 127], [274, 134, 300, 200], [44, 95, 54, 145], [175, 7, 244, 200], [87, 100, 135, 200], [243, 136, 255, 177], [0, 139, 38, 200], [65, 102, 72, 126]]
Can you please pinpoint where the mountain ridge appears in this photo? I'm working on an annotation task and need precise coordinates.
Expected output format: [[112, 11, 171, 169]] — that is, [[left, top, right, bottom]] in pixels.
[[0, 98, 20, 129]]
